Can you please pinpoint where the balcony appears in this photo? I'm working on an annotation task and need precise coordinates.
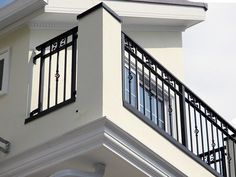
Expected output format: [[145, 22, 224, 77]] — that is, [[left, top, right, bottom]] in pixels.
[[24, 16, 236, 177], [122, 33, 236, 177], [2, 2, 233, 177]]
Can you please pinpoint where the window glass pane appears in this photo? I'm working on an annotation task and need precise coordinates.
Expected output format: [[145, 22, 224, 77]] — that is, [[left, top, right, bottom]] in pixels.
[[124, 67, 136, 107], [124, 66, 165, 130]]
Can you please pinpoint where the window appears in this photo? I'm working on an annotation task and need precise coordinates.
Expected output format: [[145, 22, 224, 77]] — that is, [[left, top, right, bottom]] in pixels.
[[124, 66, 165, 130], [0, 48, 10, 95]]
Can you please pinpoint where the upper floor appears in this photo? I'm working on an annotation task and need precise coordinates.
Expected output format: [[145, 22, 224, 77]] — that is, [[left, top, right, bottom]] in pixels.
[[1, 1, 236, 177]]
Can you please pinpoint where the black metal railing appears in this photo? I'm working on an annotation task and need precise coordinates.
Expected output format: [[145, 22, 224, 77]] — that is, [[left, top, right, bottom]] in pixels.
[[25, 27, 78, 123], [122, 32, 236, 177]]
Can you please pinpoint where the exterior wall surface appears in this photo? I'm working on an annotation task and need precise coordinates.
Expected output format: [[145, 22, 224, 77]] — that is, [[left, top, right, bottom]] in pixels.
[[0, 26, 30, 158], [126, 30, 184, 80], [0, 3, 215, 177], [99, 8, 214, 177]]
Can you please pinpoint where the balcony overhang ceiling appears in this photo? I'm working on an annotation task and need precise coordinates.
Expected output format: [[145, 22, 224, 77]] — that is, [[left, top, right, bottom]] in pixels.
[[29, 0, 206, 31]]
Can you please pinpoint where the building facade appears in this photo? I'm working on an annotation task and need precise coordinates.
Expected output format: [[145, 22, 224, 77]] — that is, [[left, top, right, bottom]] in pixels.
[[0, 0, 235, 177]]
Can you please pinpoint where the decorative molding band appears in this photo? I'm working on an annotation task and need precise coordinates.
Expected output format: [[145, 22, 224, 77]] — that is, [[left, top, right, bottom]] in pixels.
[[29, 22, 77, 30], [122, 24, 186, 32], [0, 118, 186, 177]]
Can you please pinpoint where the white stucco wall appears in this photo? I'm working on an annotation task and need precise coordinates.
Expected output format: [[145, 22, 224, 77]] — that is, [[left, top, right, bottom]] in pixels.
[[0, 3, 213, 177], [125, 30, 184, 80]]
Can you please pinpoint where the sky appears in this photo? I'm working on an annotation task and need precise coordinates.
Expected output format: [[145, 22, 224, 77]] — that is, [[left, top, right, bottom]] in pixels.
[[183, 2, 236, 126], [0, 0, 14, 8]]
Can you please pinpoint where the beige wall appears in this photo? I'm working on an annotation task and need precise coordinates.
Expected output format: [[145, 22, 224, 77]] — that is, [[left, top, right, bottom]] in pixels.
[[100, 9, 214, 177], [0, 5, 213, 177], [0, 26, 30, 158], [125, 30, 184, 80]]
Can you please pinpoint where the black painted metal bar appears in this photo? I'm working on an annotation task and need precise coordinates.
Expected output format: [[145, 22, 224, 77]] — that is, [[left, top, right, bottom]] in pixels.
[[155, 65, 159, 127], [142, 55, 146, 116], [187, 94, 193, 152], [193, 105, 199, 156], [135, 49, 138, 110], [63, 38, 68, 101], [168, 84, 172, 136], [55, 42, 60, 105], [174, 82, 179, 142], [180, 85, 187, 147], [149, 67, 152, 121], [47, 44, 52, 109], [26, 26, 78, 123], [122, 32, 236, 176], [200, 113, 204, 157], [161, 71, 166, 131], [71, 32, 77, 99], [38, 48, 45, 112]]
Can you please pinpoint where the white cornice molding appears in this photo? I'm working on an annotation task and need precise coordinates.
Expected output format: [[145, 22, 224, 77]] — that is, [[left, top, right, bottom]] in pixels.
[[45, 6, 86, 14], [0, 118, 186, 177], [0, 0, 46, 36], [122, 24, 187, 32], [29, 22, 77, 30]]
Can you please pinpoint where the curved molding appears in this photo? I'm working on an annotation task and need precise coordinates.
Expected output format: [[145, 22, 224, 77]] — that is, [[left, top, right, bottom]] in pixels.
[[49, 163, 105, 177]]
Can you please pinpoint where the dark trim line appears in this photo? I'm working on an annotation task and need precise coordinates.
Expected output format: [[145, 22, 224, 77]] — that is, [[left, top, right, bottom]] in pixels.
[[77, 2, 122, 23], [105, 0, 208, 11], [25, 98, 76, 124], [123, 101, 222, 177]]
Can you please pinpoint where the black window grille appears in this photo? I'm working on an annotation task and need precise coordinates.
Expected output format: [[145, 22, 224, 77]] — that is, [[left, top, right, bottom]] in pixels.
[[122, 32, 236, 177], [25, 27, 78, 123]]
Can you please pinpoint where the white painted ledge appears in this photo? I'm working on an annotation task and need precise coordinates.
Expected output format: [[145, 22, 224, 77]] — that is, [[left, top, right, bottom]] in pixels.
[[0, 117, 186, 177]]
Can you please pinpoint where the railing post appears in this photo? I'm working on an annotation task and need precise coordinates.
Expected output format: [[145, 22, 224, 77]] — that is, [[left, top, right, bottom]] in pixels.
[[121, 33, 125, 103], [71, 32, 78, 99], [38, 48, 45, 112], [180, 85, 188, 147]]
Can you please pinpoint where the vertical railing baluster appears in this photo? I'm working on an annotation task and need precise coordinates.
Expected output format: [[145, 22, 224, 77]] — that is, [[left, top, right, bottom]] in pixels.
[[155, 65, 159, 127], [193, 106, 199, 156], [142, 55, 145, 116], [38, 48, 45, 112], [149, 65, 152, 121], [210, 116, 216, 170], [63, 38, 68, 101], [135, 48, 138, 110], [221, 123, 226, 176], [187, 94, 193, 151], [128, 51, 131, 104], [161, 71, 166, 131], [232, 140, 236, 177], [226, 126, 231, 177], [179, 85, 187, 147], [47, 44, 52, 109], [168, 84, 172, 136], [216, 120, 221, 174], [55, 39, 60, 104], [174, 82, 179, 142], [200, 113, 205, 159], [205, 110, 210, 165]]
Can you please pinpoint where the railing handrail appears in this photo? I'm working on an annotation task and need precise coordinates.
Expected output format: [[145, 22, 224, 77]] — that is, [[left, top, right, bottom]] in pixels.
[[36, 26, 78, 51], [26, 26, 78, 124], [122, 31, 236, 136]]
